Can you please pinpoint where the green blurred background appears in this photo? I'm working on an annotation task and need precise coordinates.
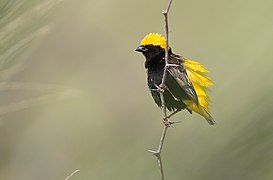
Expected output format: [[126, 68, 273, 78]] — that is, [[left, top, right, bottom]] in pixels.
[[1, 0, 273, 179]]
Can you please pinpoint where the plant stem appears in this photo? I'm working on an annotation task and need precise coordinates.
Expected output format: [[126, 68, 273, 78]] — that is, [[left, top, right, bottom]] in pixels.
[[149, 0, 174, 180]]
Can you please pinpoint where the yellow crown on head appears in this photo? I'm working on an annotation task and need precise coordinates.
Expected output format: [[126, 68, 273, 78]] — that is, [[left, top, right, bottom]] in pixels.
[[140, 33, 167, 49]]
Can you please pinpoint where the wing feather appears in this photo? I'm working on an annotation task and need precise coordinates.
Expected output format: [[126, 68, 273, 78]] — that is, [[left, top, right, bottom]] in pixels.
[[167, 67, 199, 105]]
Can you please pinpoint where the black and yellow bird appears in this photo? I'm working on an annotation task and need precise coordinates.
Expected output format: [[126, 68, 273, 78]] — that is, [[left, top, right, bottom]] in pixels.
[[136, 33, 215, 125]]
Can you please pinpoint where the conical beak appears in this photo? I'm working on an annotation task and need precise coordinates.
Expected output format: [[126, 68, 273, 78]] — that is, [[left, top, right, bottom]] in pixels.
[[135, 45, 148, 52]]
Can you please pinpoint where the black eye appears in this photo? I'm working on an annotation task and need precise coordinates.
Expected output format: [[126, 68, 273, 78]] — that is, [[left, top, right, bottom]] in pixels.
[[146, 45, 156, 52], [147, 48, 154, 52]]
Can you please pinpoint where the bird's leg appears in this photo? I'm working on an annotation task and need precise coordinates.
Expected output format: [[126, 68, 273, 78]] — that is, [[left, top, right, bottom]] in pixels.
[[163, 110, 182, 126], [167, 109, 181, 119], [154, 84, 181, 126]]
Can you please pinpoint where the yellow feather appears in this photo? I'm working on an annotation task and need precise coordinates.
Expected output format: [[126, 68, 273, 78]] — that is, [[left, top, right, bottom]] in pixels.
[[183, 59, 209, 73], [182, 59, 213, 120], [140, 33, 167, 49], [187, 70, 213, 87]]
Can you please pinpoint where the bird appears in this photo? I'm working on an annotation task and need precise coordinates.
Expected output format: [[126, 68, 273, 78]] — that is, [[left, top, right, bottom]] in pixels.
[[135, 33, 215, 125]]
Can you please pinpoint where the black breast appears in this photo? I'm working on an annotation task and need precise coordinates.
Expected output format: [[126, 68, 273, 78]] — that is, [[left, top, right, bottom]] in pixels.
[[147, 63, 186, 111]]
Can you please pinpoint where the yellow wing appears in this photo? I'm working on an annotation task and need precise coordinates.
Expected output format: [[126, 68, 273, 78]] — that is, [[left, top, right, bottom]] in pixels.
[[182, 59, 215, 125]]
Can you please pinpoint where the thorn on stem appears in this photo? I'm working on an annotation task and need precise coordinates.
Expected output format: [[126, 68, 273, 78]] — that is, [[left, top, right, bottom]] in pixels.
[[166, 63, 180, 67], [148, 150, 160, 157]]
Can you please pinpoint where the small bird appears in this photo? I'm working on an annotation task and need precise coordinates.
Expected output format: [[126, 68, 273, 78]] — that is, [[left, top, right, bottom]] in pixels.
[[136, 33, 215, 125]]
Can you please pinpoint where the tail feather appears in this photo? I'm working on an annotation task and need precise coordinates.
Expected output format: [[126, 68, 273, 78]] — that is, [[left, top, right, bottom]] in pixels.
[[207, 119, 216, 125], [203, 108, 216, 125]]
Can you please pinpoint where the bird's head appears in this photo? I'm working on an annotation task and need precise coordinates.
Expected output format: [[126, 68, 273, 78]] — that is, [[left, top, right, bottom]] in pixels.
[[136, 33, 170, 68]]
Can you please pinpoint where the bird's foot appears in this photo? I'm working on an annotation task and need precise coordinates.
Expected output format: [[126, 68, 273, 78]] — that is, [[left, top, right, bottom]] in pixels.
[[154, 83, 166, 93], [162, 117, 174, 127]]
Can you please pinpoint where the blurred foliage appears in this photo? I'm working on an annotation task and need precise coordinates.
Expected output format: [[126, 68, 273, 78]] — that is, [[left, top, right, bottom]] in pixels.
[[0, 0, 273, 180]]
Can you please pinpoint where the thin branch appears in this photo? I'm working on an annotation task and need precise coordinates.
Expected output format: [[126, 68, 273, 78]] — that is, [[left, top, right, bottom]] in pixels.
[[64, 169, 80, 180], [165, 0, 173, 13], [148, 125, 168, 180], [160, 0, 173, 89], [149, 1, 174, 180]]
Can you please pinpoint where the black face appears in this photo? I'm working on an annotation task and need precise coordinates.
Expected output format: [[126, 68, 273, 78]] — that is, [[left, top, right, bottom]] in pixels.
[[135, 45, 165, 69]]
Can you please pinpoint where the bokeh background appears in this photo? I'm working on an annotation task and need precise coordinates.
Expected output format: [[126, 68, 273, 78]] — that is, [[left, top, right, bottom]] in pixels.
[[1, 0, 273, 179]]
